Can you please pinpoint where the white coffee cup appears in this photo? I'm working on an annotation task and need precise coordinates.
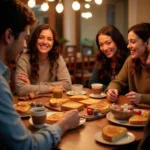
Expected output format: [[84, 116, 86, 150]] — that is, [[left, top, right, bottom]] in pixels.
[[72, 84, 83, 95], [30, 107, 47, 125], [91, 83, 103, 95]]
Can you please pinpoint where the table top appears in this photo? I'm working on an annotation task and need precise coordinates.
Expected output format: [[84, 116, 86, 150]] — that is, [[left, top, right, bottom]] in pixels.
[[13, 88, 145, 150]]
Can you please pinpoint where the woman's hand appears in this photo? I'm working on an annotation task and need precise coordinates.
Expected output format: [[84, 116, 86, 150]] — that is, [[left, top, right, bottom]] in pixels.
[[17, 73, 30, 85], [106, 89, 118, 102], [125, 91, 141, 104]]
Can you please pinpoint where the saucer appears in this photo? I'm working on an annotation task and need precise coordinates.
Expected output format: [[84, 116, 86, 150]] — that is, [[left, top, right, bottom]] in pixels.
[[29, 118, 49, 129], [89, 93, 106, 99], [66, 91, 87, 96]]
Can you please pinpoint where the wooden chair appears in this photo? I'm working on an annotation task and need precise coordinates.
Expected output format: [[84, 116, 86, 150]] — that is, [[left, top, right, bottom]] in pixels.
[[81, 45, 94, 55], [63, 45, 77, 84], [76, 54, 96, 87]]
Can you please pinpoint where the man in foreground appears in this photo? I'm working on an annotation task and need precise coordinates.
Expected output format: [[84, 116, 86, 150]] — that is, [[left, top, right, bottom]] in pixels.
[[0, 0, 80, 149]]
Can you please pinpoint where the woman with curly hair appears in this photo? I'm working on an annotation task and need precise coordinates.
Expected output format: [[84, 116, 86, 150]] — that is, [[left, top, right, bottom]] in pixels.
[[106, 23, 150, 105], [88, 25, 128, 91], [15, 24, 71, 96]]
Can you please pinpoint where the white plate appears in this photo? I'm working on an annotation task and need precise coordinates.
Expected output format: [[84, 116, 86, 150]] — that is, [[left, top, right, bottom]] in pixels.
[[94, 131, 135, 145], [66, 91, 87, 96], [89, 93, 106, 99], [106, 112, 145, 127], [29, 112, 86, 129]]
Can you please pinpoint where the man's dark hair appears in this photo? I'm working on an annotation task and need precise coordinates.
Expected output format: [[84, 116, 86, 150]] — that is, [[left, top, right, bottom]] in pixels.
[[0, 0, 37, 39]]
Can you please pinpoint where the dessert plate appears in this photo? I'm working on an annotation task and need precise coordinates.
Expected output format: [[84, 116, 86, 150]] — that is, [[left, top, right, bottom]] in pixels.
[[106, 112, 145, 127], [29, 112, 86, 128], [66, 91, 87, 96], [89, 93, 106, 99], [94, 131, 135, 145]]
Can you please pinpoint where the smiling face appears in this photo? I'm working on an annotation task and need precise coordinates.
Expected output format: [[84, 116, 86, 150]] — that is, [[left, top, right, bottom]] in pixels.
[[36, 29, 54, 57], [127, 31, 148, 60], [98, 34, 117, 58]]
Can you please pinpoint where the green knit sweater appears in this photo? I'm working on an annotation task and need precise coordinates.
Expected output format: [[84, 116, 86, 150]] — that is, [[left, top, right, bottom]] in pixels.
[[107, 56, 150, 105]]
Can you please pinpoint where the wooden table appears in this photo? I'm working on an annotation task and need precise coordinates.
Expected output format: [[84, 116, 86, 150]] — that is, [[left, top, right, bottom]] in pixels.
[[13, 88, 144, 150]]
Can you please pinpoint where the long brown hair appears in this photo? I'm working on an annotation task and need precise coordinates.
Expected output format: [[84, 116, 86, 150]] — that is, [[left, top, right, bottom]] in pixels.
[[28, 24, 60, 80], [128, 23, 150, 75], [96, 25, 128, 81]]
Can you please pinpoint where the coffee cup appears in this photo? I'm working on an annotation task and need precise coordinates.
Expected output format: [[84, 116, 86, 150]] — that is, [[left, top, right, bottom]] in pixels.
[[52, 88, 63, 98], [30, 107, 47, 126], [72, 84, 83, 95], [91, 83, 103, 95]]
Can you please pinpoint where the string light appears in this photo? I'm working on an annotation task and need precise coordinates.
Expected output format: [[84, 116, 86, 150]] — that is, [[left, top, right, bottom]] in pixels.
[[72, 0, 80, 11], [41, 2, 49, 11], [28, 0, 35, 8], [94, 0, 103, 5], [84, 3, 90, 9], [56, 0, 64, 13]]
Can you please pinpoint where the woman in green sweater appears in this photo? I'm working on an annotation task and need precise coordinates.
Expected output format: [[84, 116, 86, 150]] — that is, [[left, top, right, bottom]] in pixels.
[[106, 23, 150, 105], [15, 24, 71, 96]]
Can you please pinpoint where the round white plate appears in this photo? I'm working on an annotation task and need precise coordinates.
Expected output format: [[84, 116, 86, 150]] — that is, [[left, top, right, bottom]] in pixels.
[[94, 131, 135, 145], [66, 91, 87, 96], [29, 112, 86, 128], [89, 93, 106, 99], [106, 112, 145, 127]]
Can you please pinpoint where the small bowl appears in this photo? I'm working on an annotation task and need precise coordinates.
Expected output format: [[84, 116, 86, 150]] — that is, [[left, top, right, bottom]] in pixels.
[[110, 105, 133, 120]]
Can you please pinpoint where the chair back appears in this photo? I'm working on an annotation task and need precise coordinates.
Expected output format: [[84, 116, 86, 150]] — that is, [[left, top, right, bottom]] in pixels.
[[76, 54, 95, 87], [63, 45, 77, 83], [81, 45, 94, 55]]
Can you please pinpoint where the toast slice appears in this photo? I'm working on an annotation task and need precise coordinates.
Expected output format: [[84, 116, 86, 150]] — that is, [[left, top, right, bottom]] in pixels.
[[87, 100, 111, 114], [46, 112, 65, 124], [69, 95, 88, 101], [61, 101, 84, 111], [129, 115, 148, 125], [102, 125, 127, 142], [49, 98, 68, 107], [14, 104, 30, 115], [78, 98, 100, 107]]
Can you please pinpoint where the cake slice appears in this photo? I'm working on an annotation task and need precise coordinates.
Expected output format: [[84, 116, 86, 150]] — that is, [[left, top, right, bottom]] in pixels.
[[46, 112, 65, 124], [87, 100, 111, 114], [102, 125, 127, 142], [129, 115, 148, 125], [69, 95, 88, 101], [78, 98, 100, 107], [49, 98, 68, 107], [61, 101, 84, 111]]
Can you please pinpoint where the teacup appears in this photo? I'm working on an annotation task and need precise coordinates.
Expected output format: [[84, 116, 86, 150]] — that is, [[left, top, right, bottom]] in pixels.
[[91, 83, 103, 95], [30, 107, 47, 125], [72, 84, 83, 95]]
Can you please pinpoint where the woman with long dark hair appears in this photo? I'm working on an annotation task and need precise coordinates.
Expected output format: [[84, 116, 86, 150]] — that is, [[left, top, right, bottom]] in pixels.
[[88, 25, 128, 90], [15, 24, 71, 96], [107, 23, 150, 105]]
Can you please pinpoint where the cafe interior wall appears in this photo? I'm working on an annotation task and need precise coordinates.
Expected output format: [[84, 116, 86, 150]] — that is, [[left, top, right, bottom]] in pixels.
[[80, 0, 128, 53]]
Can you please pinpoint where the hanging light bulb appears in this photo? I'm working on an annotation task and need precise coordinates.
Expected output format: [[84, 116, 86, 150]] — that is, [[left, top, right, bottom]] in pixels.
[[56, 0, 64, 13], [72, 0, 80, 11], [85, 0, 92, 2], [48, 0, 55, 1], [84, 3, 90, 9], [27, 0, 36, 8], [41, 2, 49, 11], [94, 0, 103, 5]]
